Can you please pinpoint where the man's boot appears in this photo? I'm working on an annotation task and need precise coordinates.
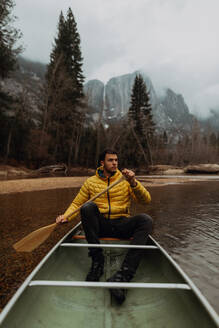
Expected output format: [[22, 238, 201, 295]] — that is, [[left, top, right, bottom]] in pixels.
[[86, 255, 104, 281], [107, 266, 134, 304]]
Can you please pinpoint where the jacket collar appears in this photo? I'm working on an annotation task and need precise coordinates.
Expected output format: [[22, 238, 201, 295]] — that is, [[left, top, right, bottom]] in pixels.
[[96, 166, 122, 182]]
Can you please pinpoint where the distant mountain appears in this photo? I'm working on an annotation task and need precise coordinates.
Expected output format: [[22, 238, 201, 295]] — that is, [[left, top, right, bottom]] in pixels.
[[0, 59, 196, 132], [159, 88, 194, 132], [1, 56, 46, 94], [16, 56, 47, 80], [84, 70, 194, 132], [84, 79, 104, 118], [200, 108, 219, 132], [105, 71, 158, 119], [0, 56, 46, 123]]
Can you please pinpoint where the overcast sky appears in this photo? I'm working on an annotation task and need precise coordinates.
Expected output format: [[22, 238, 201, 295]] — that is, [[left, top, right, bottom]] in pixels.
[[14, 0, 219, 117]]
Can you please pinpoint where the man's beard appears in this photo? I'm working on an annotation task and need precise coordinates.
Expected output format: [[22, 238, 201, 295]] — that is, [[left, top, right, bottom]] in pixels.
[[104, 166, 117, 175]]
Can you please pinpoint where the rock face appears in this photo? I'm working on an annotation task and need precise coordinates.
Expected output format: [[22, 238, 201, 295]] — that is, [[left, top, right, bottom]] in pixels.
[[160, 89, 193, 130], [105, 71, 158, 117], [161, 89, 190, 122], [84, 79, 104, 113], [83, 70, 194, 132], [0, 57, 45, 124], [0, 78, 43, 115]]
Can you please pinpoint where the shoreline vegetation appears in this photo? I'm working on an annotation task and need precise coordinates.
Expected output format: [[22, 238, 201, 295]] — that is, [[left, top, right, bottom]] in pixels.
[[0, 164, 219, 194]]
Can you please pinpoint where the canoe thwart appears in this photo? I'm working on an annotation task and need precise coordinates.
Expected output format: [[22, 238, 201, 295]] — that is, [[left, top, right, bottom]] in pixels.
[[61, 243, 158, 249], [29, 280, 191, 290]]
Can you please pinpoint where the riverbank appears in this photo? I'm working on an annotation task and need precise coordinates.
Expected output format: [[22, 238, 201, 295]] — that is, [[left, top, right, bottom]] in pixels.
[[1, 163, 219, 186], [0, 177, 88, 194], [1, 174, 219, 195]]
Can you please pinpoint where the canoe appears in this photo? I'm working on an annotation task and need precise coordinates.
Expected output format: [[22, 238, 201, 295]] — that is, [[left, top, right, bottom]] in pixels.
[[0, 222, 218, 328]]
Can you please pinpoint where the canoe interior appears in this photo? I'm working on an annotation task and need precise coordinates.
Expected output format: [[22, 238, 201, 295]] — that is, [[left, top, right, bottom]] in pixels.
[[1, 234, 217, 328]]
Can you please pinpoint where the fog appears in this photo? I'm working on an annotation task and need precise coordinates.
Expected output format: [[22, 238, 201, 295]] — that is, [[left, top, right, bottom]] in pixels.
[[14, 0, 219, 118]]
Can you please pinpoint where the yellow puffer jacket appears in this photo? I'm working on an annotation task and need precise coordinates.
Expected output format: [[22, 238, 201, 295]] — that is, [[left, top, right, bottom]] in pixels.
[[64, 167, 151, 221]]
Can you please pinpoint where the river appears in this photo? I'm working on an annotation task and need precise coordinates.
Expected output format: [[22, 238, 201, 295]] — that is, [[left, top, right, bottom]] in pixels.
[[137, 179, 219, 314]]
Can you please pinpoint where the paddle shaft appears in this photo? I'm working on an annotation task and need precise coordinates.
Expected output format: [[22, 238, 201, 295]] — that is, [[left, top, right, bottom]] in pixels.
[[42, 175, 126, 230], [13, 175, 126, 252], [64, 175, 125, 221]]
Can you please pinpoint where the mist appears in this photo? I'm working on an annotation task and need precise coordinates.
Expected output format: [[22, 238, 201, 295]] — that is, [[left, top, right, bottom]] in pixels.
[[14, 0, 219, 118]]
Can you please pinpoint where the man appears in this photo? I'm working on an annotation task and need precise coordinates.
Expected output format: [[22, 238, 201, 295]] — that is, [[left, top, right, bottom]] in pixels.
[[56, 149, 153, 304]]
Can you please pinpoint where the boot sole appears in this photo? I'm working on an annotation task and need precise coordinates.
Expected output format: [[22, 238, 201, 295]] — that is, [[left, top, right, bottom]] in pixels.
[[109, 288, 126, 304]]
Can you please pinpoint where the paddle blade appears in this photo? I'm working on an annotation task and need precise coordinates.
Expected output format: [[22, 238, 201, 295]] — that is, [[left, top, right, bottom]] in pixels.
[[13, 223, 56, 252]]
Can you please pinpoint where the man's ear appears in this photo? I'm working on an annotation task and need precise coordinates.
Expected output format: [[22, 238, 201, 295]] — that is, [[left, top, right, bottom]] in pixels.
[[100, 160, 104, 167]]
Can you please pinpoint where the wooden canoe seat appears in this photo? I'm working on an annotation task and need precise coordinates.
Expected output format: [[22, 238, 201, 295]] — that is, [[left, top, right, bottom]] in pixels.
[[72, 235, 132, 241]]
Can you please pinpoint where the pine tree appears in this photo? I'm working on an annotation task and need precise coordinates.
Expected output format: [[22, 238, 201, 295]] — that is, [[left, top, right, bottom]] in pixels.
[[128, 74, 155, 165], [47, 8, 84, 105], [65, 8, 84, 103], [43, 8, 85, 164], [46, 11, 65, 81], [0, 0, 22, 78], [129, 74, 154, 137]]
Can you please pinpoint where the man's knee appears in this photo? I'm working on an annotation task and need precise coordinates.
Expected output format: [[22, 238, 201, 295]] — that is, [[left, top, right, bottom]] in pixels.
[[80, 201, 98, 218], [136, 214, 153, 233]]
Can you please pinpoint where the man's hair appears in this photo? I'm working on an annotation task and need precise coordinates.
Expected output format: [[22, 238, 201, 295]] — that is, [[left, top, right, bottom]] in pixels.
[[98, 149, 118, 166]]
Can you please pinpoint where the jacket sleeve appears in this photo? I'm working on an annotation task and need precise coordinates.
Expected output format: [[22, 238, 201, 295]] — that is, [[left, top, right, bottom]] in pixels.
[[130, 180, 151, 204], [64, 180, 90, 221]]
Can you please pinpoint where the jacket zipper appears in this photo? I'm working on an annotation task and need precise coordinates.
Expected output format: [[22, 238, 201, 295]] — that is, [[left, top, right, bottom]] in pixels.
[[107, 177, 111, 219]]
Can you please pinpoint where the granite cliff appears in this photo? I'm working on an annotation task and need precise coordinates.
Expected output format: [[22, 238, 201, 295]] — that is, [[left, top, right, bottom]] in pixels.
[[1, 58, 194, 132], [84, 70, 194, 132]]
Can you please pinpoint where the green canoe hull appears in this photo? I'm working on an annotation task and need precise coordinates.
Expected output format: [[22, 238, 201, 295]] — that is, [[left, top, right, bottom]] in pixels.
[[0, 224, 218, 327]]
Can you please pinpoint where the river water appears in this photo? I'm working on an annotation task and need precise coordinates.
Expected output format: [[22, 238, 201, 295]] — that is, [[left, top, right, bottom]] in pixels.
[[137, 179, 219, 314], [0, 179, 218, 314]]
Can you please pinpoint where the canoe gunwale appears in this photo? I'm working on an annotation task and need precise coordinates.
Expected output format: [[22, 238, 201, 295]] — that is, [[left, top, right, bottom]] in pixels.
[[0, 222, 82, 325], [150, 235, 219, 326]]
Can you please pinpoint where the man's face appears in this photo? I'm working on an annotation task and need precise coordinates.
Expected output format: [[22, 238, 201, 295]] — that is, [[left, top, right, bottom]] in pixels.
[[101, 153, 118, 174]]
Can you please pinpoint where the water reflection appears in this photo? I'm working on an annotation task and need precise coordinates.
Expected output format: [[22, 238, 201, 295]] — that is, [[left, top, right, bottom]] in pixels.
[[140, 181, 219, 314]]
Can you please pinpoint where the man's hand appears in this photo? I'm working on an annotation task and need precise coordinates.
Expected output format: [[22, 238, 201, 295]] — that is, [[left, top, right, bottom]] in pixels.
[[122, 168, 137, 187], [56, 215, 68, 224]]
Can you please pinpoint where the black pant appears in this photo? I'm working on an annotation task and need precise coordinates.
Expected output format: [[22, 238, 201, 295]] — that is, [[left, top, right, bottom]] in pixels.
[[80, 202, 153, 274]]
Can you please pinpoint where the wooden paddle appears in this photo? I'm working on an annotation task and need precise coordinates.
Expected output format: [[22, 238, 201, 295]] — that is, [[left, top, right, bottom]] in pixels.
[[13, 175, 125, 252]]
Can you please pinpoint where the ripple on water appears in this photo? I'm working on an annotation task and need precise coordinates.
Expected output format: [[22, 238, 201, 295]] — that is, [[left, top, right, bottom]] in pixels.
[[141, 181, 219, 313]]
